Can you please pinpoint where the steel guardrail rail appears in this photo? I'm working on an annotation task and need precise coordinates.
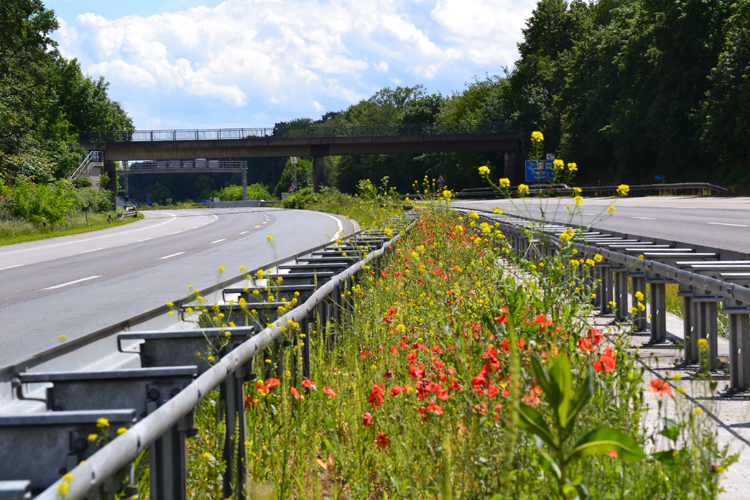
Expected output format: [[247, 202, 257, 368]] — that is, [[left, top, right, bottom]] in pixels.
[[75, 123, 512, 143], [455, 182, 732, 199], [455, 207, 750, 302], [11, 215, 416, 499]]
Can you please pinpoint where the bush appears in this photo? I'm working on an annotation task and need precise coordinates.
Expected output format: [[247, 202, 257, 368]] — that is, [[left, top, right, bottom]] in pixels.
[[217, 183, 273, 201], [72, 177, 93, 188], [281, 187, 319, 209], [76, 187, 112, 212], [9, 180, 78, 224]]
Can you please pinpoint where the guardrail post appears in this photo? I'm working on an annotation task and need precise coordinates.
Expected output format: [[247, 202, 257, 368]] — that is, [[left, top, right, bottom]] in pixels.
[[220, 364, 248, 499], [592, 266, 602, 308], [148, 410, 188, 500], [682, 294, 694, 363], [647, 279, 668, 343], [691, 296, 720, 371], [613, 268, 629, 322], [630, 273, 648, 331], [725, 308, 750, 391], [599, 265, 613, 315]]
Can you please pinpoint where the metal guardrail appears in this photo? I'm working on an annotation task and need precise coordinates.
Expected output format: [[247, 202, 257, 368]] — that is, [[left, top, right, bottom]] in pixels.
[[458, 207, 750, 394], [76, 123, 512, 143], [127, 160, 247, 171], [69, 151, 102, 180], [456, 182, 732, 199], [0, 215, 415, 499]]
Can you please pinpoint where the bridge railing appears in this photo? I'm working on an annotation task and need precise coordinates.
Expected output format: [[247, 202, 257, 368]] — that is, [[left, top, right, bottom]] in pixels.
[[128, 160, 247, 170], [76, 123, 512, 142]]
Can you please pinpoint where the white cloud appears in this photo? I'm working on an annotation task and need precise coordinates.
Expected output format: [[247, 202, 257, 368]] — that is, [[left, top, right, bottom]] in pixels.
[[54, 0, 533, 125]]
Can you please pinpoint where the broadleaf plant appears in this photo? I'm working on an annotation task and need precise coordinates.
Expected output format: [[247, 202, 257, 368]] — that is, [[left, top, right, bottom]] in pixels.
[[517, 355, 646, 498]]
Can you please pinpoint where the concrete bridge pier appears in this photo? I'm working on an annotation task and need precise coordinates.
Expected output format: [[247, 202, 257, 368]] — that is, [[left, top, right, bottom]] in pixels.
[[504, 149, 524, 185], [313, 157, 325, 192]]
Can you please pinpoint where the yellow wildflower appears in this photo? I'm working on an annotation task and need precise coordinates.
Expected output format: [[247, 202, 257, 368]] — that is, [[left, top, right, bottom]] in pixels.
[[616, 184, 630, 196], [531, 131, 544, 143]]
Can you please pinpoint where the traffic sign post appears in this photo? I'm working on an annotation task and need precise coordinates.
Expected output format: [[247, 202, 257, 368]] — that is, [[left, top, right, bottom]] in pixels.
[[436, 174, 445, 190]]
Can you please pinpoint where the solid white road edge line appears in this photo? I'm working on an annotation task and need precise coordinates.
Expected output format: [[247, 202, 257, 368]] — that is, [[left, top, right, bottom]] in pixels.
[[44, 275, 101, 290], [79, 248, 104, 254], [0, 264, 22, 272]]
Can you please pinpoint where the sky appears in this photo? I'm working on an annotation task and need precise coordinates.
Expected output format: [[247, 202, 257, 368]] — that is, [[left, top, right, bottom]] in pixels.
[[49, 0, 536, 130]]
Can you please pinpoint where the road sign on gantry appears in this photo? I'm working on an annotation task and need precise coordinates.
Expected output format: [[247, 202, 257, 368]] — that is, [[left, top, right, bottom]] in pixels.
[[525, 160, 554, 182]]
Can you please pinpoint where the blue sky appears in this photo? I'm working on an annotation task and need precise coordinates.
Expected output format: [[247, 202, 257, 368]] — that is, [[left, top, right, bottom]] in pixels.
[[51, 0, 536, 130]]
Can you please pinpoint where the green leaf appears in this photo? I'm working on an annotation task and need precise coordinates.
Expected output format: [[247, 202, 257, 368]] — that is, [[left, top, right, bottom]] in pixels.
[[659, 418, 682, 442], [566, 365, 593, 431], [530, 355, 555, 409], [533, 436, 562, 481], [517, 403, 557, 450], [568, 428, 646, 463], [547, 355, 573, 429]]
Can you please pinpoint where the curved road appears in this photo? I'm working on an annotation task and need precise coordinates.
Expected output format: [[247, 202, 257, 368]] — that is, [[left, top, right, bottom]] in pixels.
[[0, 208, 354, 367]]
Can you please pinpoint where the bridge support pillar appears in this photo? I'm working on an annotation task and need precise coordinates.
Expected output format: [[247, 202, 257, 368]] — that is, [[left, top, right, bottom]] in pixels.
[[103, 159, 117, 208], [504, 149, 524, 185], [313, 156, 325, 192], [242, 169, 247, 200]]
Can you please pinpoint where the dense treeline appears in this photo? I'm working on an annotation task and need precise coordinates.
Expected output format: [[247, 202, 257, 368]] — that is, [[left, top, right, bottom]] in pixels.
[[0, 0, 132, 183], [274, 0, 750, 194]]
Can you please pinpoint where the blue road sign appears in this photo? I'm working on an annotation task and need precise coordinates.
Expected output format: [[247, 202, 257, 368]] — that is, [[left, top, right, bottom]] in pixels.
[[525, 160, 555, 182], [655, 175, 665, 181]]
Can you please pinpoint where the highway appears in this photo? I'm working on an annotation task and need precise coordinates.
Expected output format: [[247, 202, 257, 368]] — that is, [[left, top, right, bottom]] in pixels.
[[0, 208, 354, 367], [455, 196, 750, 254]]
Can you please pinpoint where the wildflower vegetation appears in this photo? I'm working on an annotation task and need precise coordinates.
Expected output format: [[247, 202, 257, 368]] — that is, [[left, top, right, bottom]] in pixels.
[[174, 177, 733, 498]]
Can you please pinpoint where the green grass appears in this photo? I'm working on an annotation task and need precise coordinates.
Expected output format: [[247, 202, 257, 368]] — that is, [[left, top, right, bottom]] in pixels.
[[0, 212, 143, 246]]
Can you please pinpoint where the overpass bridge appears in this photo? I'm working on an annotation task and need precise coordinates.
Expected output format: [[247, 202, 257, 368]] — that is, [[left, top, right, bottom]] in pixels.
[[78, 123, 524, 194]]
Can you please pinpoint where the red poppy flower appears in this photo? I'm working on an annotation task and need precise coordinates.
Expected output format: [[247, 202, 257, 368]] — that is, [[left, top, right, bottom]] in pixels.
[[648, 379, 673, 396], [302, 379, 316, 390], [449, 380, 463, 391], [363, 412, 373, 427], [368, 382, 385, 408], [384, 370, 394, 381], [577, 337, 594, 354], [394, 271, 402, 277], [390, 345, 398, 354], [266, 378, 280, 389], [375, 432, 390, 449], [381, 271, 387, 278], [323, 386, 336, 399], [533, 314, 553, 327], [409, 364, 425, 380], [390, 385, 403, 397], [494, 315, 508, 324], [255, 381, 267, 395], [387, 307, 396, 316], [588, 328, 604, 345], [406, 351, 417, 364], [290, 387, 303, 399]]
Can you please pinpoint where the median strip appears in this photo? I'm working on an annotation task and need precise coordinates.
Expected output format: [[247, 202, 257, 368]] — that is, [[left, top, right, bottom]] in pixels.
[[44, 275, 101, 290]]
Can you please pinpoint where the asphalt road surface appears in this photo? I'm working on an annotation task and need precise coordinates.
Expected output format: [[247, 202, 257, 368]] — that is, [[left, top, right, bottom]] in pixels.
[[0, 208, 354, 367], [455, 196, 750, 254]]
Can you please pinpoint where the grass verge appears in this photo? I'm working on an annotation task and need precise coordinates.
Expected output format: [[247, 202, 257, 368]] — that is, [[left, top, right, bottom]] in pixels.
[[0, 212, 144, 246]]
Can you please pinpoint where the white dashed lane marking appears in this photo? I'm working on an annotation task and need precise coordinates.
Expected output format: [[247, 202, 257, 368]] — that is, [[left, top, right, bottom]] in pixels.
[[211, 239, 226, 244], [44, 275, 101, 290], [160, 252, 185, 260]]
